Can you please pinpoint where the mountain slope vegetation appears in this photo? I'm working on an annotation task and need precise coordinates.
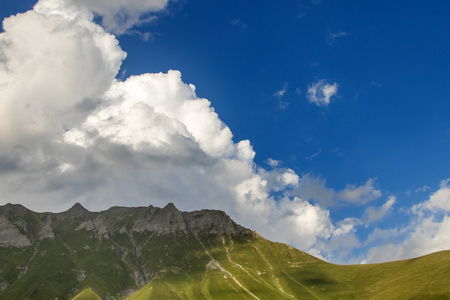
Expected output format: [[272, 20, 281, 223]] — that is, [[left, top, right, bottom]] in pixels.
[[0, 203, 449, 299]]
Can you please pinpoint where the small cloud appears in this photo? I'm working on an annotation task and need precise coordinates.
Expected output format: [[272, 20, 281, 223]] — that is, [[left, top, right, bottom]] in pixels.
[[230, 19, 247, 29], [326, 31, 349, 46], [266, 158, 281, 168], [307, 80, 338, 107], [274, 82, 289, 110], [311, 0, 322, 5], [415, 185, 431, 193], [337, 179, 382, 205], [274, 82, 288, 98], [363, 196, 396, 224], [305, 149, 322, 161]]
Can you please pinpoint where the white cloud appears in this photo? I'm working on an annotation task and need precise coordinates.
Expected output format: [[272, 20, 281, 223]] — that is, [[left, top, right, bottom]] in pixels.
[[274, 82, 288, 98], [0, 0, 126, 148], [306, 80, 338, 106], [413, 179, 450, 213], [334, 218, 363, 237], [363, 180, 450, 263], [266, 158, 281, 168], [77, 0, 170, 34], [269, 197, 334, 249], [313, 217, 363, 264], [273, 82, 289, 109], [363, 196, 396, 224], [364, 216, 450, 263], [337, 178, 382, 205]]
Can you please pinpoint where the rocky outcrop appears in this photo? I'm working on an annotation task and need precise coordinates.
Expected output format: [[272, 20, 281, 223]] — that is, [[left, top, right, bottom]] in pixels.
[[0, 214, 31, 247], [183, 209, 250, 237]]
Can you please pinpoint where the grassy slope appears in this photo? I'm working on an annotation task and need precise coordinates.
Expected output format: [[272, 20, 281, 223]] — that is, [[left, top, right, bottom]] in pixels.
[[128, 234, 450, 300], [72, 287, 102, 300]]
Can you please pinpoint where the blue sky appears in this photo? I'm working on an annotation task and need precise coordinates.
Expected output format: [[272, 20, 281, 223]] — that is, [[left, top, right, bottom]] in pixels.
[[0, 0, 449, 264]]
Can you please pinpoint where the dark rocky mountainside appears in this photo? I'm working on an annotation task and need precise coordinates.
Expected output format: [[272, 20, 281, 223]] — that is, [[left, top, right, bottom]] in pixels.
[[1, 203, 450, 300], [0, 203, 254, 299]]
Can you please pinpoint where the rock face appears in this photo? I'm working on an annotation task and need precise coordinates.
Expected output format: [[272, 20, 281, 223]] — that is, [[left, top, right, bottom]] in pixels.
[[0, 204, 32, 247], [0, 202, 253, 299]]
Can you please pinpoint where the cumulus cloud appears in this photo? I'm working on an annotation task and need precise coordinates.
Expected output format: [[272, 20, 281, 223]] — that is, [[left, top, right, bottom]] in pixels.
[[306, 79, 338, 106], [0, 0, 343, 259], [0, 0, 126, 148], [270, 197, 334, 249]]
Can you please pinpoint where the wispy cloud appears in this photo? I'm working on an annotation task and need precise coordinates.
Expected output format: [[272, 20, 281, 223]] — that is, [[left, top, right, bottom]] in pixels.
[[307, 80, 338, 106], [230, 19, 248, 29], [415, 185, 431, 193], [274, 82, 289, 109], [274, 82, 288, 98], [326, 30, 349, 46]]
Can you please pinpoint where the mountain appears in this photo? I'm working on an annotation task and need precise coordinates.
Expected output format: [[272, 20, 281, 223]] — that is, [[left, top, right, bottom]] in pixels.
[[0, 203, 449, 300]]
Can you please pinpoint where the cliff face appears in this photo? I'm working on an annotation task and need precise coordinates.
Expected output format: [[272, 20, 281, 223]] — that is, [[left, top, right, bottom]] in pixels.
[[0, 202, 253, 299]]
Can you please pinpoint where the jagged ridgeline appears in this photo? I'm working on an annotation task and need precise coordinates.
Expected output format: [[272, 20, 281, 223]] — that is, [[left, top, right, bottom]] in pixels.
[[0, 203, 450, 300]]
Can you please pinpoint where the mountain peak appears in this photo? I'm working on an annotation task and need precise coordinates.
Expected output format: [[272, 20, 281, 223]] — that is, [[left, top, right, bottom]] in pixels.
[[66, 202, 89, 216], [162, 202, 177, 211]]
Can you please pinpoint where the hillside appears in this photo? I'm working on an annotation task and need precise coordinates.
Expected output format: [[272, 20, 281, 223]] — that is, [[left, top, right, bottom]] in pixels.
[[0, 203, 449, 299]]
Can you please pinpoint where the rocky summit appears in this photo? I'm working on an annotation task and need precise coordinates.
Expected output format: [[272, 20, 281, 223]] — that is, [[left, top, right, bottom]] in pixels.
[[0, 203, 450, 300]]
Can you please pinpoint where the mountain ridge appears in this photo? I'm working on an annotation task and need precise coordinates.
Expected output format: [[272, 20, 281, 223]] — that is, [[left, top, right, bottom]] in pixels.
[[0, 202, 449, 299]]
